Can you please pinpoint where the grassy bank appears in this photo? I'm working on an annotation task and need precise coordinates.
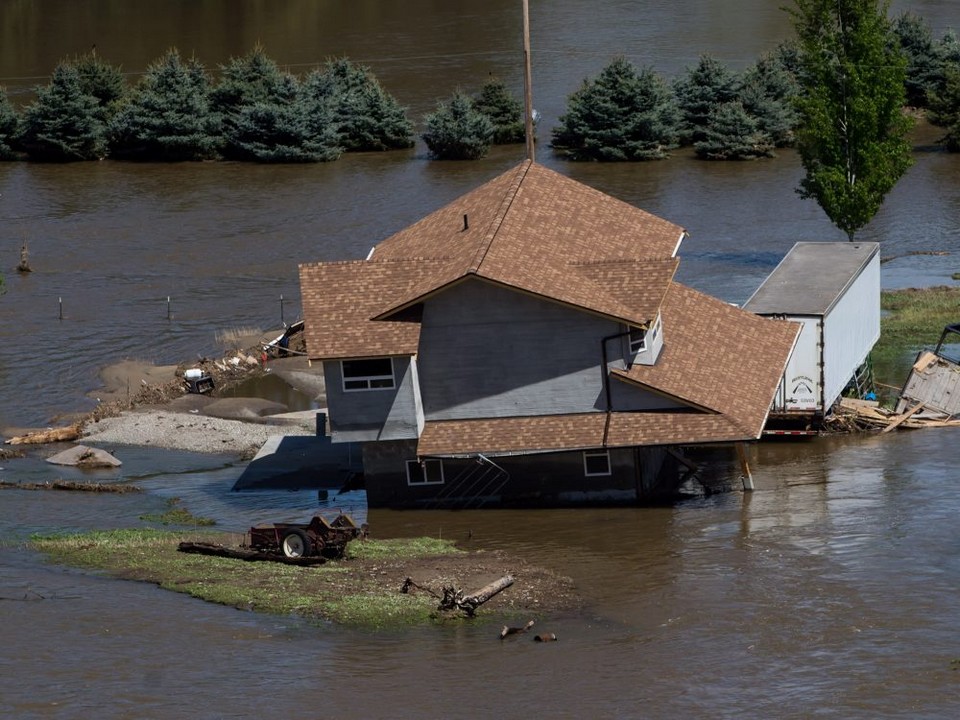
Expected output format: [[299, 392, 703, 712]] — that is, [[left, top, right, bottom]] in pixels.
[[31, 529, 463, 627], [873, 286, 960, 395]]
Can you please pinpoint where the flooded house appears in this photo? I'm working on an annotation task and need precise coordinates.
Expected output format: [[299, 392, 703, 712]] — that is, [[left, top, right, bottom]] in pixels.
[[298, 161, 800, 508]]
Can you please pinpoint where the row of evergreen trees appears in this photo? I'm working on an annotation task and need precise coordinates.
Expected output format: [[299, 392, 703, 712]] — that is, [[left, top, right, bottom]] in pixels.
[[3, 10, 960, 164], [0, 48, 526, 163]]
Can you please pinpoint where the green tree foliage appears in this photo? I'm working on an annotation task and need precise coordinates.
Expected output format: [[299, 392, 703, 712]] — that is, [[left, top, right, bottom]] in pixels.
[[695, 101, 775, 160], [304, 58, 413, 151], [673, 54, 740, 144], [72, 50, 126, 117], [893, 12, 940, 107], [231, 74, 341, 162], [421, 90, 494, 160], [740, 52, 800, 147], [210, 47, 339, 162], [789, 0, 913, 241], [0, 87, 19, 159], [551, 57, 680, 161], [18, 63, 107, 161], [927, 65, 960, 151], [472, 78, 525, 144], [109, 49, 220, 161]]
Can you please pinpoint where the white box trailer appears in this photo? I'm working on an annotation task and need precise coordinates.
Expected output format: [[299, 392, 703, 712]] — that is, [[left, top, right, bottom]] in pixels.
[[743, 242, 880, 428]]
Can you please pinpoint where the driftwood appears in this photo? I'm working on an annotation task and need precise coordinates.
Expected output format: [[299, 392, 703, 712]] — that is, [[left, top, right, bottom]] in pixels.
[[5, 425, 81, 445], [439, 574, 514, 616], [0, 479, 140, 493], [402, 574, 515, 616], [177, 541, 327, 566], [500, 619, 535, 639]]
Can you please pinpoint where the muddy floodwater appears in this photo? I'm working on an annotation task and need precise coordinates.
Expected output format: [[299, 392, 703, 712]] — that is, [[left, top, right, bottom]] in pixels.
[[3, 1, 960, 718]]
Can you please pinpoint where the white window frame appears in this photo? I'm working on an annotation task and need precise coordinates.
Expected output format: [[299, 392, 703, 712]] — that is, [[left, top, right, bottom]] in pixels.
[[583, 450, 612, 477], [629, 327, 647, 353], [341, 358, 395, 392], [406, 458, 445, 486]]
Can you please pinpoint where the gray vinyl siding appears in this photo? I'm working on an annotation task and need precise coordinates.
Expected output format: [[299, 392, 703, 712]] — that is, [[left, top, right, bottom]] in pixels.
[[417, 278, 677, 419], [323, 356, 423, 442]]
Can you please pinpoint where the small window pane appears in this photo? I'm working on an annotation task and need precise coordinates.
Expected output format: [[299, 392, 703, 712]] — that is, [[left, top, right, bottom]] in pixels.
[[406, 459, 445, 485], [584, 451, 611, 476]]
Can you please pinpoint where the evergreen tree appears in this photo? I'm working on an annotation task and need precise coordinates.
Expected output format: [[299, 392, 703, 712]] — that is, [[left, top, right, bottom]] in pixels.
[[695, 101, 775, 160], [18, 63, 107, 161], [305, 58, 414, 151], [0, 87, 19, 159], [927, 65, 960, 151], [230, 73, 341, 162], [789, 0, 913, 242], [472, 77, 525, 144], [740, 52, 800, 147], [421, 90, 494, 160], [72, 50, 126, 117], [551, 57, 680, 161], [109, 49, 220, 161], [673, 54, 741, 144], [893, 12, 940, 107]]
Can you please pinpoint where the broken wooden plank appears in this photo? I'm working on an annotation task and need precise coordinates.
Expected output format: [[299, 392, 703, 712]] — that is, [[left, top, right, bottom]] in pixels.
[[913, 351, 938, 373], [882, 402, 926, 433]]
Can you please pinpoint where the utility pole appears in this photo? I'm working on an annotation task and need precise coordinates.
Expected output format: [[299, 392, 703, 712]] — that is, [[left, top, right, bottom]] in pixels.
[[522, 0, 535, 162]]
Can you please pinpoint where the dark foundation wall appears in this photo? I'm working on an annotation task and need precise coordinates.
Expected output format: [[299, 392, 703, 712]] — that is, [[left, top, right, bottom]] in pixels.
[[362, 442, 683, 508]]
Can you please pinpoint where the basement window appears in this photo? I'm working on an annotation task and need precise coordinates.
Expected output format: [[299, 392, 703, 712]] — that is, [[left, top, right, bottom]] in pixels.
[[341, 358, 395, 391], [406, 458, 445, 486], [583, 450, 611, 477]]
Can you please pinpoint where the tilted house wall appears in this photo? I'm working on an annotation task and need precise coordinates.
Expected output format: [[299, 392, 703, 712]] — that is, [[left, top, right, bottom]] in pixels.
[[299, 161, 800, 508]]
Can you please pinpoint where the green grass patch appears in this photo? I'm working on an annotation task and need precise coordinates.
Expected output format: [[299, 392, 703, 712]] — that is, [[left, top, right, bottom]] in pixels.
[[874, 286, 960, 392], [30, 529, 460, 627], [139, 497, 215, 526]]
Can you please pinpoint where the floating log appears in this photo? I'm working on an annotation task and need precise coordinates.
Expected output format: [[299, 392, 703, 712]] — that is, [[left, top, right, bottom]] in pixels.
[[177, 541, 327, 566], [500, 619, 535, 639], [5, 425, 81, 445], [0, 479, 140, 493]]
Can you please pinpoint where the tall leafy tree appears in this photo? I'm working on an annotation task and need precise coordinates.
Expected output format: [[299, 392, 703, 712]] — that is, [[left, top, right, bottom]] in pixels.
[[552, 57, 680, 161], [422, 90, 494, 160], [305, 58, 413, 151], [892, 12, 940, 108], [109, 49, 220, 161], [18, 63, 107, 161], [0, 87, 19, 159], [472, 78, 525, 144], [789, 0, 913, 241], [673, 54, 741, 145]]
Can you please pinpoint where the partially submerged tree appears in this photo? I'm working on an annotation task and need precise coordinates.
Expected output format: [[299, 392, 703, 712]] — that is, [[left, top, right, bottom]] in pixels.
[[673, 54, 740, 145], [551, 57, 680, 161], [0, 87, 19, 159], [109, 49, 220, 161], [305, 58, 414, 151], [927, 65, 960, 151], [472, 78, 525, 144], [695, 101, 775, 160], [18, 63, 107, 161], [739, 51, 800, 147], [789, 0, 913, 241], [892, 12, 940, 108], [421, 90, 494, 160], [72, 50, 125, 118]]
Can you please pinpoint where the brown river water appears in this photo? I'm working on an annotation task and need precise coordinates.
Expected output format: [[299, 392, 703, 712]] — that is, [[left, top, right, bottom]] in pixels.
[[2, 2, 960, 718]]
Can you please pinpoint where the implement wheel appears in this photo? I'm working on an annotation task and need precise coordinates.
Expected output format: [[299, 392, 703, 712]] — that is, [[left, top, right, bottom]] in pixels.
[[281, 529, 312, 558]]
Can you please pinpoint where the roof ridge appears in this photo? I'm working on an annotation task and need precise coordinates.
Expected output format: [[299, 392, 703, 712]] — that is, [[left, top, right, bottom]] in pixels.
[[569, 256, 677, 267], [468, 159, 532, 274]]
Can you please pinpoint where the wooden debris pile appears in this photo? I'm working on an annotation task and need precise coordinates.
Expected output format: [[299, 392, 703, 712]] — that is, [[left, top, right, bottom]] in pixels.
[[831, 397, 960, 432]]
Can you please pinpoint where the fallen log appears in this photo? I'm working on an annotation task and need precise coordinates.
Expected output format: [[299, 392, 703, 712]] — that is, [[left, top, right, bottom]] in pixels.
[[0, 479, 141, 493], [177, 541, 327, 566], [439, 574, 514, 616], [5, 425, 81, 445]]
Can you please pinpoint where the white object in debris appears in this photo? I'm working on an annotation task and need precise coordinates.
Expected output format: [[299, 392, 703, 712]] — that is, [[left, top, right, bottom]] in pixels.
[[184, 368, 204, 379]]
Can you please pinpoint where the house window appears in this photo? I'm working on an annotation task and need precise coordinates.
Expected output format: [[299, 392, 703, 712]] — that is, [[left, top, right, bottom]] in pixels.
[[583, 451, 611, 477], [342, 358, 395, 391], [629, 327, 647, 353], [406, 458, 445, 485]]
